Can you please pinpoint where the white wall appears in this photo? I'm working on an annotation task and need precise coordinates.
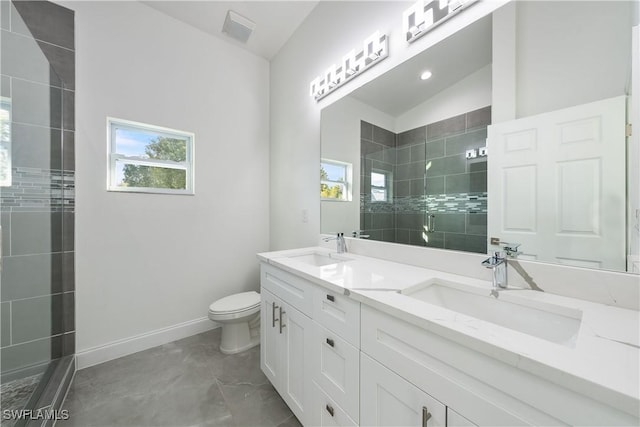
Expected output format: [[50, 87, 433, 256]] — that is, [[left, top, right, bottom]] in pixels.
[[395, 64, 492, 133], [63, 1, 270, 356], [270, 0, 506, 250], [515, 1, 632, 118], [320, 96, 394, 234]]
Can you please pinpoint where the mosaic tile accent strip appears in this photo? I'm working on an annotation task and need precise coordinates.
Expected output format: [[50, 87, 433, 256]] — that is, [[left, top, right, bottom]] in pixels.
[[362, 192, 487, 214], [0, 167, 75, 212]]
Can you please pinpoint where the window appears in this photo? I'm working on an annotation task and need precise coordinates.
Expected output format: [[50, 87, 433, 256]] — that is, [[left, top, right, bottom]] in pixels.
[[108, 118, 194, 194], [321, 159, 352, 201], [371, 170, 391, 202]]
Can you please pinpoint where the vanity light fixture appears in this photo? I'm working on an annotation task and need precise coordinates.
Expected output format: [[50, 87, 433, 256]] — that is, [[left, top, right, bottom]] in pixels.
[[310, 31, 389, 101], [420, 70, 433, 80], [403, 0, 477, 43]]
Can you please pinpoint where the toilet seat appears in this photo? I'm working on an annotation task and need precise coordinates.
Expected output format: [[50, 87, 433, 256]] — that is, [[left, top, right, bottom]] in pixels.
[[208, 291, 260, 316]]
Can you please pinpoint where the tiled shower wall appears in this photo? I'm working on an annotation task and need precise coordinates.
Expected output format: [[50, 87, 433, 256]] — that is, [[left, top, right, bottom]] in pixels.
[[361, 106, 490, 254], [0, 0, 75, 380]]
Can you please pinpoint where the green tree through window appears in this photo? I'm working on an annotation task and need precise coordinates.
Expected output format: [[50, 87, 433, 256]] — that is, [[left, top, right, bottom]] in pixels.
[[122, 137, 186, 189]]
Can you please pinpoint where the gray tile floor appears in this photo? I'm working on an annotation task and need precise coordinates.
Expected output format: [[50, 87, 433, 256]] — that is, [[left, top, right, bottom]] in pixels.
[[59, 329, 301, 427]]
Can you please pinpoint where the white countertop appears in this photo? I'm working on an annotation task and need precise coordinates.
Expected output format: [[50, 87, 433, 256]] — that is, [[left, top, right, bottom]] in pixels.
[[257, 247, 640, 418]]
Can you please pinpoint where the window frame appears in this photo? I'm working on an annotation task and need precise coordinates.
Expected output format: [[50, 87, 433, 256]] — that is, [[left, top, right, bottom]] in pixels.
[[321, 158, 352, 202], [370, 169, 392, 202], [107, 117, 195, 195]]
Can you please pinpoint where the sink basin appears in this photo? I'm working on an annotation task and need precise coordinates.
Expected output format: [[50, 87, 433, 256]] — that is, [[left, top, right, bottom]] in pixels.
[[288, 252, 351, 267], [401, 279, 582, 346]]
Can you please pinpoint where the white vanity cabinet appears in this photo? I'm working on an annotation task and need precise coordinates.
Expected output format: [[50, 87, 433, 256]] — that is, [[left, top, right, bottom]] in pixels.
[[261, 265, 314, 426], [361, 353, 446, 427]]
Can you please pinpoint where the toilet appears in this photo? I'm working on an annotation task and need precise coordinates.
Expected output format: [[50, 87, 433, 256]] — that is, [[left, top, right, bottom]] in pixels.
[[208, 291, 261, 354]]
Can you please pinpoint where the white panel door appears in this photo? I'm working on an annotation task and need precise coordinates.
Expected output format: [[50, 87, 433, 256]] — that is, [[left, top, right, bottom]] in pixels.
[[360, 353, 446, 427], [487, 96, 626, 270]]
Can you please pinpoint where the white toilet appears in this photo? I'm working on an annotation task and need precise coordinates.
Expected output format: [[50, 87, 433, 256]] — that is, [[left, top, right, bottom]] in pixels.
[[208, 291, 261, 354]]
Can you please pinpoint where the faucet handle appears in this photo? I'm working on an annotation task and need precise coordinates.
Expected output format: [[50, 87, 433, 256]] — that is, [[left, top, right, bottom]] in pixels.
[[500, 242, 521, 257]]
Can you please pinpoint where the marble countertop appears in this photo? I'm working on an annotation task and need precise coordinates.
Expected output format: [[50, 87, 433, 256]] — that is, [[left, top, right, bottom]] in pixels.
[[257, 247, 640, 418]]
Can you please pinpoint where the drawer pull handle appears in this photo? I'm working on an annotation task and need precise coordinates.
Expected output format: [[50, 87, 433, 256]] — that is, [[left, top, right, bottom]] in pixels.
[[279, 306, 286, 334], [326, 338, 335, 347], [422, 406, 432, 427], [326, 294, 335, 302], [272, 302, 279, 327], [326, 404, 334, 417]]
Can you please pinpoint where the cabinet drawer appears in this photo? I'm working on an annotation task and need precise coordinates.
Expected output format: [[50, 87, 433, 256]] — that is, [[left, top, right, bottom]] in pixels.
[[312, 322, 359, 422], [312, 381, 358, 427], [261, 263, 313, 316], [312, 286, 360, 346]]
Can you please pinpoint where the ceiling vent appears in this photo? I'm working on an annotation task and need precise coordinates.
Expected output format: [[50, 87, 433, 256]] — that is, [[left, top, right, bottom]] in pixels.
[[222, 10, 255, 44]]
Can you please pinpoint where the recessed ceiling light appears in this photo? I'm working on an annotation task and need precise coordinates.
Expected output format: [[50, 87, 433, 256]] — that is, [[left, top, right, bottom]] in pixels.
[[420, 70, 432, 80]]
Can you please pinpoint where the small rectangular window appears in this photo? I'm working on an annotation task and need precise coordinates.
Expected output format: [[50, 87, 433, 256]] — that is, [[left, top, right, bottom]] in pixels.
[[371, 170, 391, 202], [107, 118, 194, 194], [321, 159, 352, 201]]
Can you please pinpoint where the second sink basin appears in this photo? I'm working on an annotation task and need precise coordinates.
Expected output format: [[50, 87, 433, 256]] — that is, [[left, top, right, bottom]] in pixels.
[[401, 279, 582, 347]]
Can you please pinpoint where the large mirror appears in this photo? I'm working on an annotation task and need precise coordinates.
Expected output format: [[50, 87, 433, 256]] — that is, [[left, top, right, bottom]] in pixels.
[[321, 1, 639, 274]]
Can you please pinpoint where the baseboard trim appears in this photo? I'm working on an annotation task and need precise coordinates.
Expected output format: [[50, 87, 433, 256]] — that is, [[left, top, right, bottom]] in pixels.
[[76, 317, 218, 370]]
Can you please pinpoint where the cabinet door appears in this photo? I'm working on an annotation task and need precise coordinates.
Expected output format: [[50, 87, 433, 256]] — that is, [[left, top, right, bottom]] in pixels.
[[260, 288, 280, 385], [447, 408, 478, 427], [361, 353, 446, 427], [281, 302, 313, 426]]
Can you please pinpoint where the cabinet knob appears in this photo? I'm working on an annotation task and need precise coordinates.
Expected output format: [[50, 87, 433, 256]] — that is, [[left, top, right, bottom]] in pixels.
[[326, 294, 335, 302], [422, 406, 432, 427], [326, 338, 335, 347], [326, 404, 334, 417]]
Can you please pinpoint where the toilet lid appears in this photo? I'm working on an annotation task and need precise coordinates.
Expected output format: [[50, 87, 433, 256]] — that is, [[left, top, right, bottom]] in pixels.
[[209, 291, 260, 314]]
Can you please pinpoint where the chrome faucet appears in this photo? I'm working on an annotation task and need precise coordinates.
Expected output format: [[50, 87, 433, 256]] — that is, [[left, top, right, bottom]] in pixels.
[[323, 233, 347, 254], [482, 242, 544, 297]]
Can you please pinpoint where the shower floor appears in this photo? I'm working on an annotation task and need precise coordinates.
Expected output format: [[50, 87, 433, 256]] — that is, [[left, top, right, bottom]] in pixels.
[[0, 373, 43, 427]]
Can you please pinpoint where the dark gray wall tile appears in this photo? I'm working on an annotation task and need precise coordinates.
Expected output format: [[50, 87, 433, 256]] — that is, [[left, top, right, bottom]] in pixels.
[[1, 74, 10, 97], [361, 140, 383, 157], [371, 160, 393, 173], [395, 164, 411, 181], [396, 146, 410, 164], [422, 231, 444, 249], [466, 106, 491, 130], [1, 302, 10, 347], [1, 212, 10, 256], [444, 233, 487, 254], [426, 155, 465, 177], [468, 159, 487, 173], [63, 130, 74, 171], [427, 114, 465, 141], [12, 294, 63, 344], [63, 211, 73, 251], [408, 161, 425, 180], [1, 253, 63, 301], [12, 78, 62, 129], [394, 180, 410, 197], [426, 139, 445, 159], [1, 0, 9, 30], [62, 331, 74, 356], [382, 229, 395, 243], [371, 212, 393, 229], [62, 292, 74, 332], [11, 123, 62, 169], [410, 179, 424, 196], [434, 213, 465, 233], [12, 1, 74, 50], [39, 39, 75, 90], [396, 229, 410, 244], [1, 29, 62, 88], [445, 173, 470, 193], [410, 143, 425, 163], [425, 176, 444, 195], [470, 171, 487, 192], [373, 125, 395, 147], [396, 213, 423, 230], [0, 335, 58, 373], [360, 121, 373, 142], [445, 129, 487, 156], [466, 213, 487, 235], [397, 126, 425, 146], [10, 211, 62, 255], [63, 89, 74, 131], [382, 147, 396, 165], [366, 229, 382, 240], [62, 252, 74, 292]]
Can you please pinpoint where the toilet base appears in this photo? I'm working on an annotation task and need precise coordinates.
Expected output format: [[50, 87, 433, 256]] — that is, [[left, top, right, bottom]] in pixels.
[[218, 314, 260, 355]]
